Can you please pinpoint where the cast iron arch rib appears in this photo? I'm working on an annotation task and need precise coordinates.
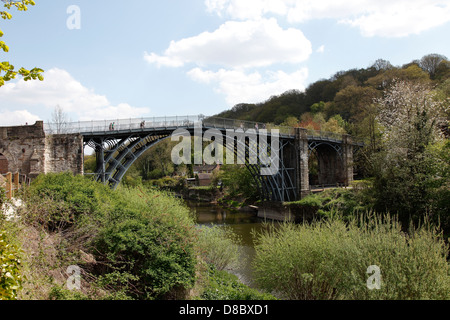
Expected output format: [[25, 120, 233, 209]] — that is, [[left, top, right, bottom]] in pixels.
[[88, 127, 296, 202]]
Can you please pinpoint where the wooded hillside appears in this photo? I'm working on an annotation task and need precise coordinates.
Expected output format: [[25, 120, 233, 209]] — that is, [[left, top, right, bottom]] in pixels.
[[215, 54, 449, 138]]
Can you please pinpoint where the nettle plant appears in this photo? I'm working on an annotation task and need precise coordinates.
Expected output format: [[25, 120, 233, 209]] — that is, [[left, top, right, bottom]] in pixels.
[[0, 0, 44, 86]]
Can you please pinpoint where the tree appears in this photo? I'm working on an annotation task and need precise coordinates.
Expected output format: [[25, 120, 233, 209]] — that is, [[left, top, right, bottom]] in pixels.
[[376, 81, 445, 155], [372, 80, 448, 226], [366, 65, 430, 90], [331, 85, 379, 122], [50, 105, 70, 134], [419, 54, 448, 79], [372, 58, 393, 71], [0, 0, 43, 86]]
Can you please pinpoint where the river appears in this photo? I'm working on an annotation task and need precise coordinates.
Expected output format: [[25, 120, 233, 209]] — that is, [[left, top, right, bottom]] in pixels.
[[185, 200, 269, 287]]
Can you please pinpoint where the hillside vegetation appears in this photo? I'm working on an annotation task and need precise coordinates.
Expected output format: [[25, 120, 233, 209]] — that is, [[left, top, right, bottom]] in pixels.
[[216, 54, 449, 136]]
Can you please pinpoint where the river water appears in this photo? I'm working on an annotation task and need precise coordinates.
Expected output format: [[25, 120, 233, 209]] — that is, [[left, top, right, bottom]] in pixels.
[[185, 200, 269, 287]]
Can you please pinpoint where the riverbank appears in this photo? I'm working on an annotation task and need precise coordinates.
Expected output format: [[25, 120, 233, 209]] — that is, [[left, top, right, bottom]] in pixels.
[[0, 173, 275, 300], [180, 185, 354, 223]]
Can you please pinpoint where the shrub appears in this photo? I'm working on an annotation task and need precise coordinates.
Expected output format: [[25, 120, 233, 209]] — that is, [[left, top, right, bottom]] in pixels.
[[196, 225, 241, 271], [199, 267, 276, 300], [91, 187, 198, 300], [287, 187, 374, 221], [93, 215, 197, 299], [0, 186, 5, 207], [27, 172, 112, 229], [0, 231, 23, 300], [24, 173, 199, 300], [253, 215, 450, 300]]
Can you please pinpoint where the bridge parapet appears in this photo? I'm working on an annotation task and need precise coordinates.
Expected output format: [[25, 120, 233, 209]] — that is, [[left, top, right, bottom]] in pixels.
[[44, 115, 203, 135], [44, 114, 362, 146]]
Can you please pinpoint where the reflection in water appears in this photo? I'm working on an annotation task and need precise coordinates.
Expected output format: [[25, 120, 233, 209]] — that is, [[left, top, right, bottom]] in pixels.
[[185, 200, 269, 287]]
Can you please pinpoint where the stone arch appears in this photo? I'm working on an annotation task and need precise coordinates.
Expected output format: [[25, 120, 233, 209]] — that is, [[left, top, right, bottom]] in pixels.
[[308, 142, 345, 187]]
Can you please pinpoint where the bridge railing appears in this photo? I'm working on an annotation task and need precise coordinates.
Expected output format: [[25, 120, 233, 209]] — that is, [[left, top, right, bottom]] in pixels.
[[306, 129, 345, 142], [43, 115, 296, 136], [44, 115, 204, 135], [203, 116, 296, 136], [43, 115, 362, 144]]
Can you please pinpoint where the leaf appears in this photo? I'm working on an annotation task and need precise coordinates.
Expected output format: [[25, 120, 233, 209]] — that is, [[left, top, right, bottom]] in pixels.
[[0, 41, 9, 52]]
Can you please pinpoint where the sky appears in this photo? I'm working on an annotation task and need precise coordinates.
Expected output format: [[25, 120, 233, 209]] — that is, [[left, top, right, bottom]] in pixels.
[[0, 0, 449, 126]]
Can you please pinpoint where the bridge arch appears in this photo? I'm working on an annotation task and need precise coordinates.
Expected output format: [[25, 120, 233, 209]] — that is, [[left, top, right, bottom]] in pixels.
[[308, 141, 346, 187], [86, 127, 295, 202], [85, 132, 173, 188]]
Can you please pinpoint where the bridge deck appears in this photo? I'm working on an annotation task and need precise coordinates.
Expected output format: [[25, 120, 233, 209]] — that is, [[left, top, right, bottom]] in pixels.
[[44, 115, 363, 145]]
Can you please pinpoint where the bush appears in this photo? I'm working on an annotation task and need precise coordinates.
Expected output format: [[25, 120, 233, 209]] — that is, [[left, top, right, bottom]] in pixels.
[[287, 187, 373, 221], [0, 231, 23, 300], [196, 225, 241, 271], [27, 172, 112, 229], [24, 173, 199, 300], [0, 186, 5, 207], [253, 215, 450, 300], [218, 165, 259, 201], [199, 267, 276, 300], [93, 215, 197, 299], [90, 187, 198, 300]]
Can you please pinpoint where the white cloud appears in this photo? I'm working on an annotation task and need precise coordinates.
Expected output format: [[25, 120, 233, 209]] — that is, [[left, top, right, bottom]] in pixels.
[[0, 110, 40, 126], [340, 1, 450, 37], [205, 0, 288, 20], [205, 0, 450, 37], [145, 18, 312, 68], [316, 45, 325, 53], [0, 68, 150, 123], [188, 67, 308, 106]]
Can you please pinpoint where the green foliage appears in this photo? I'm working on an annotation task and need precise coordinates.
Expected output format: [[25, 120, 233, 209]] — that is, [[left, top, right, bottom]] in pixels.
[[253, 215, 450, 300], [196, 225, 241, 271], [372, 81, 449, 231], [1, 0, 44, 87], [0, 186, 5, 207], [287, 187, 373, 220], [93, 214, 197, 299], [199, 267, 276, 300], [214, 53, 447, 145], [27, 172, 112, 230], [218, 165, 258, 201], [25, 173, 198, 300], [147, 176, 185, 191], [88, 186, 198, 300], [83, 154, 97, 174], [0, 231, 23, 300], [48, 285, 91, 301]]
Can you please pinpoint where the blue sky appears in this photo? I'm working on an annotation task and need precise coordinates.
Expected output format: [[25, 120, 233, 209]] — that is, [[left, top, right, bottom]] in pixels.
[[1, 0, 449, 125]]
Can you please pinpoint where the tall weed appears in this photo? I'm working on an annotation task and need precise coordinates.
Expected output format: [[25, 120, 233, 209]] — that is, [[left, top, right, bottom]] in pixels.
[[253, 214, 450, 300]]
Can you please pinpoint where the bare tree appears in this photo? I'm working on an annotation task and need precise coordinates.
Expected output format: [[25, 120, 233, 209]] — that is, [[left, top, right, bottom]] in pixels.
[[419, 54, 447, 79], [372, 58, 393, 71], [50, 105, 70, 134]]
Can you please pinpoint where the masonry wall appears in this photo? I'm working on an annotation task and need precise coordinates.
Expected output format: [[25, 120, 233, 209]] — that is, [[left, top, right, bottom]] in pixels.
[[0, 121, 84, 179], [44, 134, 84, 176], [0, 121, 46, 179]]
